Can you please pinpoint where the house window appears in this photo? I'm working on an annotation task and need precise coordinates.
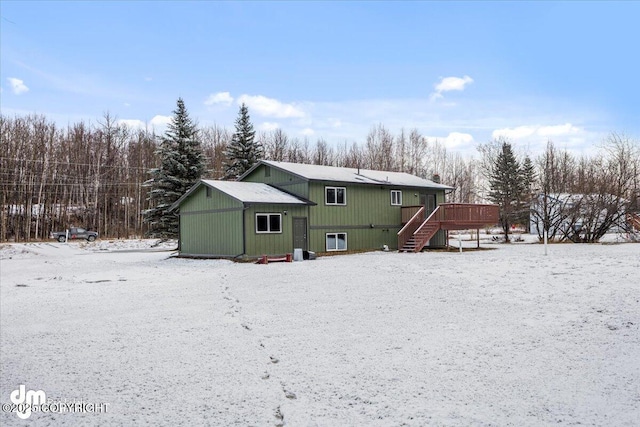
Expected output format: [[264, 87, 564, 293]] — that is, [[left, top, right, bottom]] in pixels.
[[326, 232, 347, 251], [265, 166, 271, 177], [391, 190, 402, 206], [206, 186, 212, 198], [325, 186, 346, 205], [256, 213, 282, 233]]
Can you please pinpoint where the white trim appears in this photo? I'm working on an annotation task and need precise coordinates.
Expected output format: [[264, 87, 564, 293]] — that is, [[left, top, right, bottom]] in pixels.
[[391, 190, 402, 206], [326, 232, 348, 251], [255, 213, 282, 234], [325, 186, 347, 205]]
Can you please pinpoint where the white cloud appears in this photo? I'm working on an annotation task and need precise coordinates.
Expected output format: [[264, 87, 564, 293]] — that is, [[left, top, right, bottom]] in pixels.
[[205, 91, 234, 106], [492, 123, 582, 141], [150, 115, 172, 127], [118, 116, 172, 130], [492, 125, 537, 140], [537, 123, 581, 137], [301, 128, 315, 136], [260, 122, 280, 131], [118, 119, 146, 129], [8, 77, 29, 95], [490, 123, 596, 154], [444, 132, 475, 149], [430, 75, 473, 100], [237, 94, 305, 118]]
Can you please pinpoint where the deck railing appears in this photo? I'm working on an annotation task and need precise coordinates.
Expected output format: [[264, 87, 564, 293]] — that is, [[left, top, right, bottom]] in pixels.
[[431, 203, 500, 230], [398, 203, 499, 251], [628, 212, 640, 231]]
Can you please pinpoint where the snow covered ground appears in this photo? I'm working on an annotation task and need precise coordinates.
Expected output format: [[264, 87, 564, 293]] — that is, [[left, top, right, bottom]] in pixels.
[[1, 239, 639, 426]]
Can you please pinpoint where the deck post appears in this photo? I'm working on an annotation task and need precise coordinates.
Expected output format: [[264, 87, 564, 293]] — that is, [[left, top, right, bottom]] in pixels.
[[477, 229, 480, 248]]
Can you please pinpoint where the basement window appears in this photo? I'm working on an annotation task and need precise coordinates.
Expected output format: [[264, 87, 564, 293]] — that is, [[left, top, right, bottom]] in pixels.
[[326, 232, 347, 251], [391, 190, 402, 206], [325, 186, 346, 205], [256, 213, 282, 233]]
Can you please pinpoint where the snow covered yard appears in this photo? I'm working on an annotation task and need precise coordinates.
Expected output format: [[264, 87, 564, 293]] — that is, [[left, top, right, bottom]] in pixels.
[[1, 241, 639, 426]]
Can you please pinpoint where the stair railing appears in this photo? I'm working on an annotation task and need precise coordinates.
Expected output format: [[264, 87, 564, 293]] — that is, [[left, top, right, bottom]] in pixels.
[[397, 206, 425, 250], [412, 206, 442, 251]]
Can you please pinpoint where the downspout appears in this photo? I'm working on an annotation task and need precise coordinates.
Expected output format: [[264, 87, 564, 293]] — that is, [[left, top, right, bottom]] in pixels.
[[242, 204, 248, 256], [177, 212, 181, 251]]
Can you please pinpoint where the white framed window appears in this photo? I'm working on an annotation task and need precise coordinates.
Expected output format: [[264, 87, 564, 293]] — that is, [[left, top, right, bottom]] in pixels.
[[325, 186, 346, 205], [256, 213, 282, 234], [326, 232, 347, 251], [391, 190, 402, 206]]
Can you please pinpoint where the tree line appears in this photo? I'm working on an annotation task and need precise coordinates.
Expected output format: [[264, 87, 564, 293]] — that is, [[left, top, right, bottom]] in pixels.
[[1, 99, 638, 242], [480, 135, 639, 242]]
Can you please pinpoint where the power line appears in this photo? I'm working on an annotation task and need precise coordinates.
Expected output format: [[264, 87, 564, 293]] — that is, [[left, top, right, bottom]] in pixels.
[[0, 156, 156, 171]]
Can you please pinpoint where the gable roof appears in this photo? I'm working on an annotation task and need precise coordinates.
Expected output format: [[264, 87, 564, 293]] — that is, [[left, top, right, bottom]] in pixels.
[[170, 180, 311, 211], [244, 160, 454, 190], [203, 180, 310, 204]]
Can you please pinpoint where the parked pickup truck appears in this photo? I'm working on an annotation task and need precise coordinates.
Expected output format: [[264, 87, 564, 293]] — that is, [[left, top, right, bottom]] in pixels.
[[50, 228, 98, 242]]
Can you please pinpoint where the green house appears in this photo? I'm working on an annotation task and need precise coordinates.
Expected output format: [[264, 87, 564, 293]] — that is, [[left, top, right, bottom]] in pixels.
[[171, 160, 459, 258], [170, 179, 314, 258]]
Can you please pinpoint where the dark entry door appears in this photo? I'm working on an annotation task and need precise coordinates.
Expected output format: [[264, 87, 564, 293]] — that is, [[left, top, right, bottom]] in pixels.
[[420, 194, 437, 215], [293, 217, 308, 250], [419, 193, 439, 247]]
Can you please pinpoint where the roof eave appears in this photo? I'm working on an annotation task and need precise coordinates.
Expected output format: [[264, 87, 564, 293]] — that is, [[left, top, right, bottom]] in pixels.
[[168, 180, 205, 212]]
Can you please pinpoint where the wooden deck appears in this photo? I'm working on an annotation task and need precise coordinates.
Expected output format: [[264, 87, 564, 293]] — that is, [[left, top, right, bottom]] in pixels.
[[398, 203, 499, 252], [628, 212, 640, 232]]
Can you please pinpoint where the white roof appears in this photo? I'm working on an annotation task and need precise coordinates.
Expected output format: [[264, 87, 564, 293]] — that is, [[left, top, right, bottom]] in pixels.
[[202, 180, 308, 204], [261, 160, 453, 190]]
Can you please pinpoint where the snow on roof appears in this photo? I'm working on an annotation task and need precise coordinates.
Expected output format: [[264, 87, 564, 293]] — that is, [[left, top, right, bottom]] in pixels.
[[260, 160, 454, 190], [203, 180, 308, 204]]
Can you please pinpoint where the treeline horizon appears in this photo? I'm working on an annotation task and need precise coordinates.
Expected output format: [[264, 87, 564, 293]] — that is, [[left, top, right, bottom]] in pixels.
[[1, 112, 638, 242]]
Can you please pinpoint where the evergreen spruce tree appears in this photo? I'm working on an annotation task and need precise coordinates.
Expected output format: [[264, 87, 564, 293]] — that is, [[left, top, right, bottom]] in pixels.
[[144, 98, 206, 238], [487, 142, 525, 242], [519, 155, 536, 231], [223, 103, 263, 180]]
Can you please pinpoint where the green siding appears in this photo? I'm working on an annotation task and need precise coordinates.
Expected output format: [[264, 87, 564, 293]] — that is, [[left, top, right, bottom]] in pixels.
[[306, 182, 446, 251], [243, 164, 309, 199], [244, 204, 308, 256], [178, 172, 448, 257], [178, 185, 244, 257]]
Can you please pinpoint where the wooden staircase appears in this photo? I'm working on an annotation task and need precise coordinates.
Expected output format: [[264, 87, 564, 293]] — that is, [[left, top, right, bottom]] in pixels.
[[399, 221, 440, 252], [398, 203, 500, 253]]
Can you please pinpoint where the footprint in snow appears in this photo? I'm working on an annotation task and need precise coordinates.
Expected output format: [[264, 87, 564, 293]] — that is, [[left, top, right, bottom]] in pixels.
[[274, 406, 284, 426]]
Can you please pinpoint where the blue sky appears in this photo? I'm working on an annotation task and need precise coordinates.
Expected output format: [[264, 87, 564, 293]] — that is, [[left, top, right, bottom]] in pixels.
[[1, 1, 638, 156]]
